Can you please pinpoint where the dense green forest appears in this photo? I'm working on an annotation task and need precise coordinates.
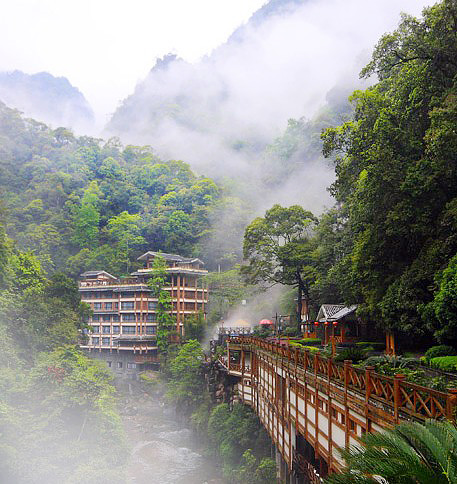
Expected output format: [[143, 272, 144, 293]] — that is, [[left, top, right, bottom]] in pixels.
[[0, 102, 223, 275], [314, 0, 457, 345], [240, 0, 457, 348]]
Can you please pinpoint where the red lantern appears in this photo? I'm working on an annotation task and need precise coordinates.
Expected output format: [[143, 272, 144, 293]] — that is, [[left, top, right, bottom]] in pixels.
[[324, 321, 329, 326], [333, 321, 338, 326], [314, 321, 319, 326]]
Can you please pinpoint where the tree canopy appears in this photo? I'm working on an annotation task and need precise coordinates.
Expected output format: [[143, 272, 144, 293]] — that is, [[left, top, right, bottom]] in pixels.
[[242, 204, 317, 326]]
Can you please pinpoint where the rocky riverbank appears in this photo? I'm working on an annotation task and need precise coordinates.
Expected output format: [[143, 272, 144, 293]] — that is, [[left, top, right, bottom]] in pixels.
[[118, 379, 224, 484]]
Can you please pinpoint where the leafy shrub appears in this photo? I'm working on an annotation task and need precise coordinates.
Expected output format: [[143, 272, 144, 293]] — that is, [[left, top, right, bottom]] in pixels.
[[424, 345, 456, 363], [288, 341, 302, 348], [363, 355, 419, 370], [334, 347, 366, 363], [429, 356, 457, 373], [363, 356, 388, 367], [361, 356, 455, 391]]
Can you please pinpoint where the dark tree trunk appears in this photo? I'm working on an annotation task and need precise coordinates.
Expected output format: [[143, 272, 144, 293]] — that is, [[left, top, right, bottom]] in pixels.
[[296, 270, 308, 333]]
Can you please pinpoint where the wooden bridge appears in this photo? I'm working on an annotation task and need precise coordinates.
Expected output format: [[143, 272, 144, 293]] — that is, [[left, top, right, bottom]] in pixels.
[[219, 337, 457, 482]]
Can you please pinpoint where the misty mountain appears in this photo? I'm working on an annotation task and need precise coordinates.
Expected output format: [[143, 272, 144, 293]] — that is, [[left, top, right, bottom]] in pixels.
[[105, 0, 427, 227], [106, 0, 318, 168], [0, 70, 94, 132]]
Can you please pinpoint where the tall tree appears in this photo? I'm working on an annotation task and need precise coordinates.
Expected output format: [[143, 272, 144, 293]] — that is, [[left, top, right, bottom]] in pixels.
[[72, 181, 101, 249], [107, 211, 144, 273], [242, 204, 317, 329]]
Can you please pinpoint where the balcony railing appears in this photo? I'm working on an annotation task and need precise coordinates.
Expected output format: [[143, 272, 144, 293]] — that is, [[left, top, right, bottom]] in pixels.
[[226, 336, 457, 423], [79, 279, 144, 287], [134, 354, 159, 364]]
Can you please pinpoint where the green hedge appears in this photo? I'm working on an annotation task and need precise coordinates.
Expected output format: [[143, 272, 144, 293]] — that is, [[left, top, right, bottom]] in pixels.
[[303, 346, 320, 353], [355, 341, 385, 351], [424, 345, 456, 363], [288, 342, 320, 353], [297, 338, 321, 346], [429, 356, 457, 373]]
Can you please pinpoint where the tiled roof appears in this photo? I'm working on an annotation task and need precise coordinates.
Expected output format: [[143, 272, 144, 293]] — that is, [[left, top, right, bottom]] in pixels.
[[317, 304, 357, 322], [80, 270, 117, 280], [137, 251, 204, 265]]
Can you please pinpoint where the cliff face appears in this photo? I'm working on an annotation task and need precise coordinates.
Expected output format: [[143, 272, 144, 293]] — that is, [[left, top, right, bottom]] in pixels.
[[0, 70, 94, 132]]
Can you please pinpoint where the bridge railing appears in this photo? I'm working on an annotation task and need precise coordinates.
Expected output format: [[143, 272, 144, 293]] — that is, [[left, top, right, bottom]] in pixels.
[[226, 336, 457, 422]]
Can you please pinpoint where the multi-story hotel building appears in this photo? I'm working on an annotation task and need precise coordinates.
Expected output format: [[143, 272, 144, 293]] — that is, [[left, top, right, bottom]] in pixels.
[[78, 251, 208, 375]]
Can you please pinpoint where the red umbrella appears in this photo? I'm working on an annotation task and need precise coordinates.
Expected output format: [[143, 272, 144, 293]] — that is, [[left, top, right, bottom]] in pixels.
[[259, 319, 274, 325]]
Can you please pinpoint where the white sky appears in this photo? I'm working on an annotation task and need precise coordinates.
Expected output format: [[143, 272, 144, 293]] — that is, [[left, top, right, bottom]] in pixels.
[[0, 0, 266, 122]]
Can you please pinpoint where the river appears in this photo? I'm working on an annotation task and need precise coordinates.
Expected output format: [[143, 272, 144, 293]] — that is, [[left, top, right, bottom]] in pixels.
[[118, 379, 224, 484]]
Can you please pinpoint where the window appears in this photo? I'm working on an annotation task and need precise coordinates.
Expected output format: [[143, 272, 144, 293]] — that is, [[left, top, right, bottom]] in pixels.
[[112, 314, 120, 322], [121, 301, 134, 310], [102, 315, 111, 322], [102, 337, 110, 346], [148, 301, 157, 310], [102, 326, 111, 334], [92, 314, 100, 322], [92, 337, 99, 345], [117, 361, 123, 369], [122, 313, 136, 322], [121, 292, 134, 298], [127, 363, 136, 369], [145, 326, 156, 334], [107, 361, 112, 368], [146, 313, 157, 322], [122, 326, 136, 334], [112, 325, 120, 334], [105, 302, 112, 310], [114, 302, 119, 309], [94, 302, 102, 309], [91, 325, 100, 334]]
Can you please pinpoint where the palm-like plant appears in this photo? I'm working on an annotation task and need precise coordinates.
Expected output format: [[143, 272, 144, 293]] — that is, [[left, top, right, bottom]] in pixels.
[[326, 420, 457, 483]]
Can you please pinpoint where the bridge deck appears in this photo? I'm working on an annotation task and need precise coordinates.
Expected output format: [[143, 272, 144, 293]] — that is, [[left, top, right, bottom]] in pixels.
[[221, 337, 457, 478]]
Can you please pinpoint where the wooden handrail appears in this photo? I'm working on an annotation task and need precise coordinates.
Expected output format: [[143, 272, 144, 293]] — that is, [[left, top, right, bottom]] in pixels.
[[226, 335, 457, 421]]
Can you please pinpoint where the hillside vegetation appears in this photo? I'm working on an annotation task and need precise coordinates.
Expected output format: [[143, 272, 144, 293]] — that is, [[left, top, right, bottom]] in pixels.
[[0, 102, 223, 275]]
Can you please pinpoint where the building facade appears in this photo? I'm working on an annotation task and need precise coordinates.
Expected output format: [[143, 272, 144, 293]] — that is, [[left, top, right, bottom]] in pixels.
[[78, 252, 208, 375]]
